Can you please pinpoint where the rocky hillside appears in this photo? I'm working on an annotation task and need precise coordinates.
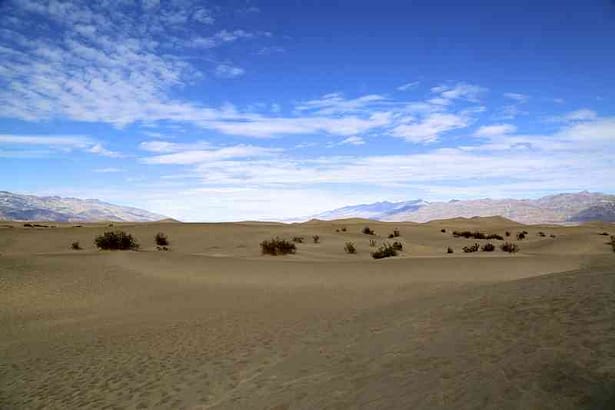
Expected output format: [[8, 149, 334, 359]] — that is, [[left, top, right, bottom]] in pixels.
[[0, 191, 167, 222], [313, 192, 615, 224]]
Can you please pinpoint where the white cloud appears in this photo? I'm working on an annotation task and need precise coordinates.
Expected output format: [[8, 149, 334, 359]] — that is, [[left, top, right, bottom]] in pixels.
[[397, 81, 420, 91], [0, 134, 119, 156], [339, 136, 365, 145], [391, 113, 470, 143], [141, 144, 281, 165], [562, 109, 598, 122], [474, 124, 517, 137], [214, 64, 245, 78], [94, 168, 122, 173], [431, 83, 487, 103], [192, 29, 255, 48], [503, 92, 529, 103]]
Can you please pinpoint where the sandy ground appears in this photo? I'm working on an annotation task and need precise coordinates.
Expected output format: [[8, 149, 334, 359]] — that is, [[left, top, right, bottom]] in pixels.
[[1, 217, 614, 409]]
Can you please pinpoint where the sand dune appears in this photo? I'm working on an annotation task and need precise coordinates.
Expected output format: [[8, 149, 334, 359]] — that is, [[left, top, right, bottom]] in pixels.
[[1, 218, 614, 409]]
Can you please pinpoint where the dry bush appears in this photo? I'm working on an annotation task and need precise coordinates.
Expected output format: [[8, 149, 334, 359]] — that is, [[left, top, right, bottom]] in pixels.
[[371, 243, 398, 259], [599, 232, 610, 236], [538, 231, 546, 237], [463, 243, 480, 253], [441, 228, 446, 233], [155, 232, 169, 246], [610, 236, 615, 253], [391, 241, 403, 251], [341, 227, 347, 232], [501, 242, 519, 253], [344, 242, 356, 254], [94, 231, 139, 250], [260, 237, 296, 255], [292, 236, 304, 243], [453, 231, 503, 240], [447, 247, 454, 254], [517, 232, 526, 240], [71, 241, 81, 250], [388, 228, 400, 238], [362, 226, 375, 235], [481, 243, 495, 252], [369, 239, 376, 247], [312, 235, 320, 243], [505, 231, 511, 237]]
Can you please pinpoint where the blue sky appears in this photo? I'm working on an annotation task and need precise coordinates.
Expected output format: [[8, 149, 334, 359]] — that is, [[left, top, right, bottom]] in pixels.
[[1, 0, 614, 221]]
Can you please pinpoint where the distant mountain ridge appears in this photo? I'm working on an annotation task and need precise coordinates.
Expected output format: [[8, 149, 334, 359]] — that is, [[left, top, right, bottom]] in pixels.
[[312, 192, 615, 224], [0, 191, 168, 222]]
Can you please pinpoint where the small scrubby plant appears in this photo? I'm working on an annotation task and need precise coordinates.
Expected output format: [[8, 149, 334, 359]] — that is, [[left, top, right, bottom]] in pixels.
[[599, 232, 609, 236], [71, 241, 81, 250], [155, 232, 169, 247], [341, 227, 347, 232], [312, 235, 320, 243], [481, 243, 495, 252], [452, 231, 503, 240], [344, 242, 356, 254], [463, 243, 480, 253], [505, 231, 511, 237], [260, 237, 296, 255], [94, 230, 139, 250], [391, 241, 403, 251], [389, 228, 400, 238], [550, 234, 556, 238], [517, 232, 526, 240], [447, 247, 454, 254], [369, 239, 376, 247], [362, 226, 375, 235], [610, 236, 615, 253], [441, 228, 446, 233], [501, 242, 519, 253], [292, 236, 304, 243], [371, 243, 398, 259], [538, 232, 546, 237]]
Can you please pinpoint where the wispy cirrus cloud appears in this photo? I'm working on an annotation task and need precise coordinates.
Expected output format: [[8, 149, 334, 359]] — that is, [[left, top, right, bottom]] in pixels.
[[0, 134, 121, 157]]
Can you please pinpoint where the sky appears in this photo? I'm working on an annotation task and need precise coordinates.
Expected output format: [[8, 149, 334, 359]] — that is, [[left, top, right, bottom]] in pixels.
[[0, 0, 614, 221]]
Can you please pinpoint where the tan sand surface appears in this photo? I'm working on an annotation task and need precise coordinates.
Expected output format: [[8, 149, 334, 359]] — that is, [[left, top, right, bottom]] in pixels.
[[1, 218, 614, 409]]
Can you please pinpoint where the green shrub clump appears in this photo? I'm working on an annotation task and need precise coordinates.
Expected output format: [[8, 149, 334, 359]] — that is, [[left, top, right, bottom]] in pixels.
[[260, 238, 296, 255], [453, 231, 503, 240], [94, 231, 139, 250]]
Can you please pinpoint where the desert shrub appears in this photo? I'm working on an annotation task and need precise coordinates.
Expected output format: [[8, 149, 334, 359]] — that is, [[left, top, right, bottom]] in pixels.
[[260, 237, 296, 255], [517, 232, 526, 240], [463, 243, 480, 253], [391, 241, 403, 251], [452, 231, 503, 240], [441, 228, 446, 233], [312, 235, 320, 243], [501, 242, 519, 253], [73, 225, 82, 228], [23, 223, 33, 227], [369, 239, 377, 247], [71, 241, 81, 250], [344, 242, 356, 254], [155, 232, 169, 246], [599, 232, 609, 236], [371, 243, 398, 259], [482, 243, 495, 252], [335, 229, 339, 232], [447, 247, 454, 254], [292, 236, 304, 243], [538, 231, 546, 237], [156, 246, 169, 251], [391, 229, 400, 237], [550, 234, 556, 238], [362, 226, 375, 235], [610, 236, 615, 253], [94, 230, 139, 250], [341, 227, 347, 232], [505, 231, 511, 237]]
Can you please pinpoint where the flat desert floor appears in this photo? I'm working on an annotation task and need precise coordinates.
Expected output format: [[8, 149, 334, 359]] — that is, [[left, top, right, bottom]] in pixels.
[[1, 218, 614, 409]]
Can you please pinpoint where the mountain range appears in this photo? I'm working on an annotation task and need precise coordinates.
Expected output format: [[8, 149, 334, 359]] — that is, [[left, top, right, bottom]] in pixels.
[[0, 191, 167, 222], [312, 192, 615, 224]]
